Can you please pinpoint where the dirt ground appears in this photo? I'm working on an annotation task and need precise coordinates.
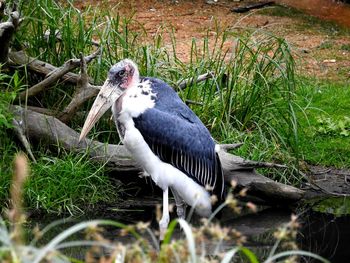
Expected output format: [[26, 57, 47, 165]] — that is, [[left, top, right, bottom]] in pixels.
[[75, 0, 350, 81]]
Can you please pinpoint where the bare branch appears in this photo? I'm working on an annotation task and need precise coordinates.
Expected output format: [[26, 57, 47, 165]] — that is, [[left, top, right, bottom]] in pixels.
[[18, 49, 100, 100], [176, 72, 214, 90], [8, 51, 82, 84], [26, 106, 56, 116], [185, 99, 203, 106], [219, 143, 244, 152], [59, 53, 95, 123]]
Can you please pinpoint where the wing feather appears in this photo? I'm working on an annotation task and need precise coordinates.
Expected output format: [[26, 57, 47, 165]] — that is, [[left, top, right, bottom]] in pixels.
[[132, 77, 226, 201]]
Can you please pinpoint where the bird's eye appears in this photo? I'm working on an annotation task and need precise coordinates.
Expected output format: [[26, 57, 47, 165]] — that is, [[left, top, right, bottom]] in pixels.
[[118, 69, 126, 78]]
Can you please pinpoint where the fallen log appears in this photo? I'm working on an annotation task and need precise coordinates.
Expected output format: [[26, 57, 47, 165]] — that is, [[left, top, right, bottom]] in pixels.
[[12, 106, 304, 204]]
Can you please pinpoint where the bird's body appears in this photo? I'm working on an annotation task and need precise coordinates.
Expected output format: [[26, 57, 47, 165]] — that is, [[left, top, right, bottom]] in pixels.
[[79, 59, 226, 239]]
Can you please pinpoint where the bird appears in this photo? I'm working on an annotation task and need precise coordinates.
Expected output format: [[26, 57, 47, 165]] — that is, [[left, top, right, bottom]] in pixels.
[[79, 59, 226, 240]]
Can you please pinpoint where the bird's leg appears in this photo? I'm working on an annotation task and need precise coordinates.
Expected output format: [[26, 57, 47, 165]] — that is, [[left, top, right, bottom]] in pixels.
[[170, 187, 187, 219], [159, 187, 170, 241]]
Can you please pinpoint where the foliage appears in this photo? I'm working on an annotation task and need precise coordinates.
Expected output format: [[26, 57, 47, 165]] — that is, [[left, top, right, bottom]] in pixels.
[[297, 79, 350, 167], [26, 153, 121, 215], [340, 43, 350, 51], [0, 67, 24, 207], [0, 67, 23, 129], [315, 116, 350, 137]]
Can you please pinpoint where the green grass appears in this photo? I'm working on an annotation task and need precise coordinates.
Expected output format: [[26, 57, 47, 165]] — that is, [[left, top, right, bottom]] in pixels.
[[297, 79, 350, 167], [0, 147, 121, 215], [340, 43, 350, 51], [306, 197, 350, 216], [27, 153, 121, 215]]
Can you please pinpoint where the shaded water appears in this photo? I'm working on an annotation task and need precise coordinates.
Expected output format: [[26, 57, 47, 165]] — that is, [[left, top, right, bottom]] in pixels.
[[26, 197, 350, 262], [300, 211, 350, 262], [277, 0, 350, 27]]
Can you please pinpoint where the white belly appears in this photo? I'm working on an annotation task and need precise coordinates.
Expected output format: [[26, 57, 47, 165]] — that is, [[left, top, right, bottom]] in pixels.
[[122, 121, 212, 216]]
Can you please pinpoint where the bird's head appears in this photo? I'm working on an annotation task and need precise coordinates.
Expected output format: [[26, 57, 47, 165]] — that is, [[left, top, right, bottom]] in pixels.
[[79, 59, 139, 141]]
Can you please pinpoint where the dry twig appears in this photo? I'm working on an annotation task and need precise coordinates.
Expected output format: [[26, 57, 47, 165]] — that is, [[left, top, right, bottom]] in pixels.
[[176, 72, 214, 90], [59, 52, 93, 123]]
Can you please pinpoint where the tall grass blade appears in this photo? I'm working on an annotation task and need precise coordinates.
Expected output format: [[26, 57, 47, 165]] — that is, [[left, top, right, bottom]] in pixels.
[[178, 219, 196, 263], [264, 250, 330, 263]]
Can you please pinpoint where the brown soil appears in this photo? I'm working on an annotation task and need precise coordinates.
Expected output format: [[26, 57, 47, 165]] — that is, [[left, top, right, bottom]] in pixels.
[[75, 0, 350, 81]]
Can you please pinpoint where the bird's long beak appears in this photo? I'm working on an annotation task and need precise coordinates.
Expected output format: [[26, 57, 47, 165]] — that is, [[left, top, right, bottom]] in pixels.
[[79, 80, 122, 142]]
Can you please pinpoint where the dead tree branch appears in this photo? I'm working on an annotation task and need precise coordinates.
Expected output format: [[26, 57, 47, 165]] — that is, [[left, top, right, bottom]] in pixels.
[[8, 51, 82, 84], [59, 53, 91, 123], [231, 1, 275, 13], [220, 143, 244, 151], [17, 49, 100, 100], [176, 72, 214, 90]]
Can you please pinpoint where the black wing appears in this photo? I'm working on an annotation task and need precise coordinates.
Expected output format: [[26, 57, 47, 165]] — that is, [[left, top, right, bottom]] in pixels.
[[133, 78, 226, 201]]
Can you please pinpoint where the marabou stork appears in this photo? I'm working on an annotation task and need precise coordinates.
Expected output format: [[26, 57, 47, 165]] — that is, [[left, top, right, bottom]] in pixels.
[[79, 59, 226, 240]]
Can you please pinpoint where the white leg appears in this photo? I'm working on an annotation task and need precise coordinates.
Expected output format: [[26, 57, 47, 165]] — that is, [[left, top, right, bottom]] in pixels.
[[170, 187, 187, 219], [159, 188, 170, 241]]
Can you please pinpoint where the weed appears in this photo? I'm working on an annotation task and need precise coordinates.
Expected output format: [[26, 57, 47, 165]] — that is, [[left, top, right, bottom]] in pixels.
[[316, 115, 350, 137], [0, 67, 23, 129], [182, 31, 302, 174]]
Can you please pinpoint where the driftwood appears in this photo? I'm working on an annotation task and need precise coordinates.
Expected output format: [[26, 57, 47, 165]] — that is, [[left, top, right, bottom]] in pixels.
[[58, 53, 97, 123], [12, 106, 304, 204]]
